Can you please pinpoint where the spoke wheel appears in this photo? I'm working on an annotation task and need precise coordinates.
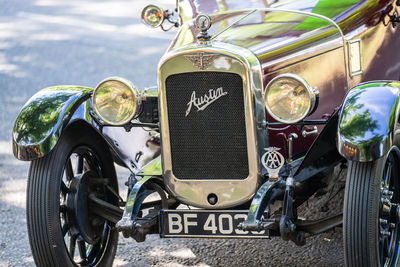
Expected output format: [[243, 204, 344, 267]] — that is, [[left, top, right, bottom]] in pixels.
[[344, 147, 400, 267], [27, 130, 119, 267], [378, 151, 400, 266]]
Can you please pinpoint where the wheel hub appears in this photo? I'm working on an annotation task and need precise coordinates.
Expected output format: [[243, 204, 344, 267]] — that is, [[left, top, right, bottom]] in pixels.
[[66, 170, 104, 244], [379, 184, 399, 263], [380, 188, 396, 230]]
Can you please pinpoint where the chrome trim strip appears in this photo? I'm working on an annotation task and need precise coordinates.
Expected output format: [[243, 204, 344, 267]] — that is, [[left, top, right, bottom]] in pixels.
[[263, 8, 348, 90], [211, 8, 348, 90], [210, 9, 257, 40], [158, 41, 266, 209]]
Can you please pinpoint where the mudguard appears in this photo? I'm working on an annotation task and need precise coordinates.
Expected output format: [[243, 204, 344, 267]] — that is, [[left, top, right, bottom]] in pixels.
[[12, 86, 93, 160], [337, 81, 400, 162], [13, 85, 161, 177]]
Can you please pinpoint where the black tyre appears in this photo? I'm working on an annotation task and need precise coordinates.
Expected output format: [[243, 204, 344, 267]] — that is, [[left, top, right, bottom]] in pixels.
[[27, 129, 119, 267], [343, 147, 400, 267]]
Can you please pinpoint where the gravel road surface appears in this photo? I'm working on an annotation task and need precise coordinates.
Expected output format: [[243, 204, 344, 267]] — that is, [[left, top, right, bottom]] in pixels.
[[0, 1, 345, 266]]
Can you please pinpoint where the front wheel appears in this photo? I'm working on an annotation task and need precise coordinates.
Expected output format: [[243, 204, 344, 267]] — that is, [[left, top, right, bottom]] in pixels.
[[27, 131, 119, 267], [343, 147, 400, 267]]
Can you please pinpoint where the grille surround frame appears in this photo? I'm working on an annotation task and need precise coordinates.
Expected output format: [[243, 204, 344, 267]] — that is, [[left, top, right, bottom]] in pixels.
[[158, 42, 267, 208]]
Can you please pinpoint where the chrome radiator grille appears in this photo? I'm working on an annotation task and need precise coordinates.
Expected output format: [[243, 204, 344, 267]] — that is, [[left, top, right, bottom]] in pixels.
[[165, 71, 249, 180]]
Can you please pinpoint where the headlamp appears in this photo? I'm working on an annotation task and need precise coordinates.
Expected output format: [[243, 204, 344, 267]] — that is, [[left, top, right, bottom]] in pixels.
[[141, 5, 165, 28], [264, 73, 318, 124], [92, 77, 141, 125]]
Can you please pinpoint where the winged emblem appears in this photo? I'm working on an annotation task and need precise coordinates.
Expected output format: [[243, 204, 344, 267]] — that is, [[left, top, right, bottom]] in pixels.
[[185, 53, 218, 70]]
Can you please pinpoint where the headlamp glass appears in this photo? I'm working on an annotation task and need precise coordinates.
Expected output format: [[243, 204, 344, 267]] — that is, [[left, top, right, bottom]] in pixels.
[[92, 78, 140, 125], [265, 74, 316, 123], [141, 5, 164, 28]]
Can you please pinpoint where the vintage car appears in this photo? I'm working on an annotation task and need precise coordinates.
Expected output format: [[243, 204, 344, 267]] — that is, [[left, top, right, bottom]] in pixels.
[[11, 0, 400, 266]]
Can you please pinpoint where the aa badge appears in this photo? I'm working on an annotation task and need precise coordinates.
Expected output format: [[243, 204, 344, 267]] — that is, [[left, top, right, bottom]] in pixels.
[[261, 147, 285, 181]]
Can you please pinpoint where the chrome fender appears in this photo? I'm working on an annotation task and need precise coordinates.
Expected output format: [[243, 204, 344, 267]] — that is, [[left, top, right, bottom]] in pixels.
[[13, 86, 93, 161], [337, 81, 400, 162], [13, 86, 161, 176]]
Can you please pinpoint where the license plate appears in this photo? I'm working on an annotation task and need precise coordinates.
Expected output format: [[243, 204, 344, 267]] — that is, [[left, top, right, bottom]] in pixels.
[[160, 210, 269, 238]]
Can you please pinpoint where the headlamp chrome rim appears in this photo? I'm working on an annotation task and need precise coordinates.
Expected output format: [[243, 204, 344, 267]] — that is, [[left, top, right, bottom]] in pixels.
[[92, 77, 141, 126], [141, 4, 165, 28], [264, 73, 317, 124]]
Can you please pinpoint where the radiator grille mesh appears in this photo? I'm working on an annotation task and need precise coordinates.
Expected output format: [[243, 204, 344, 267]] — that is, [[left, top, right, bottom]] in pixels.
[[165, 72, 249, 180]]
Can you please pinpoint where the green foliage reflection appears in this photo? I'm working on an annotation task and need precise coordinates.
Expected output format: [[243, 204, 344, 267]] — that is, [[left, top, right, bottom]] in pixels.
[[14, 87, 91, 146], [340, 92, 379, 141]]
